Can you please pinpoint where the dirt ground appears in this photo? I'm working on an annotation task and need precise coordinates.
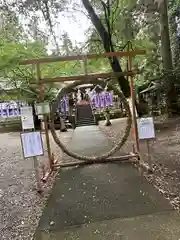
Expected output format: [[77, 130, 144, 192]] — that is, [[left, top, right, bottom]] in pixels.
[[0, 129, 74, 240], [99, 117, 180, 211]]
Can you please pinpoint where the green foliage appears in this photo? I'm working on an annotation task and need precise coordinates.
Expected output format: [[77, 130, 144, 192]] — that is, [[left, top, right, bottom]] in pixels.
[[85, 0, 177, 91], [0, 40, 61, 102], [1, 0, 180, 111]]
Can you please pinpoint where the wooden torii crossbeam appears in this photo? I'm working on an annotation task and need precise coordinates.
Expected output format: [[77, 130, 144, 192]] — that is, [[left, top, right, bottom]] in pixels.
[[20, 50, 145, 84], [21, 50, 146, 65], [30, 70, 140, 84]]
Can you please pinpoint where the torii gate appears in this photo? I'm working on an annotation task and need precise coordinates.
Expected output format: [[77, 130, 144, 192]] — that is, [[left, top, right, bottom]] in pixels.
[[20, 45, 146, 179]]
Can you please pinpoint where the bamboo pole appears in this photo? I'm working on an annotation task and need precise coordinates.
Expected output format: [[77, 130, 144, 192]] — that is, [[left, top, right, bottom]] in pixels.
[[53, 154, 138, 168], [127, 46, 140, 153]]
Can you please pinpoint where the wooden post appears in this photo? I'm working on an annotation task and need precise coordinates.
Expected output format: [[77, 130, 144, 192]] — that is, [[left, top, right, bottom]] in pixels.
[[33, 156, 42, 193], [83, 55, 88, 75], [21, 106, 42, 193], [127, 47, 140, 153], [146, 139, 152, 169], [35, 64, 53, 170]]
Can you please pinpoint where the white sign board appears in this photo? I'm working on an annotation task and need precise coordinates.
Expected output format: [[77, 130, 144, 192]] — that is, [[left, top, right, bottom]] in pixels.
[[20, 106, 34, 130], [35, 102, 50, 115], [137, 117, 155, 139], [21, 131, 44, 158], [38, 115, 44, 120]]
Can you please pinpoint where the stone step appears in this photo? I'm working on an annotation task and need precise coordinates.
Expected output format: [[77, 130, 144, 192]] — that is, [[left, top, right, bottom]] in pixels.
[[76, 120, 95, 125], [76, 122, 96, 127], [76, 118, 95, 122], [76, 117, 96, 127]]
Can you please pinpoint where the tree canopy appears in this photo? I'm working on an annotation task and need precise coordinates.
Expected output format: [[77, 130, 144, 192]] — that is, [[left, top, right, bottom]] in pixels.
[[0, 0, 180, 113]]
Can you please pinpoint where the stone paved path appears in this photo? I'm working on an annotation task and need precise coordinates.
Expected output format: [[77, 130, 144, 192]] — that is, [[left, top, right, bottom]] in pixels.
[[34, 126, 180, 240]]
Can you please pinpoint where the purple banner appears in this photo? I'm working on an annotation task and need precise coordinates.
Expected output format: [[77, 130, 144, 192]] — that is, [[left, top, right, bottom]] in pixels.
[[0, 101, 21, 117], [60, 95, 69, 114], [90, 91, 113, 109]]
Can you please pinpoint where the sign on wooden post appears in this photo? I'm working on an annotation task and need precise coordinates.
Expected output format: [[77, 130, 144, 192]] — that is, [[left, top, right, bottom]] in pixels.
[[35, 102, 50, 115], [137, 117, 155, 140], [20, 131, 44, 158], [20, 106, 34, 130], [20, 131, 44, 193], [137, 117, 155, 171]]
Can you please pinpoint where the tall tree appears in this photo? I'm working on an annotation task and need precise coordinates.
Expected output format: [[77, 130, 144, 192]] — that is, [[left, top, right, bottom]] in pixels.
[[61, 32, 74, 55], [0, 7, 24, 42], [81, 0, 130, 97], [157, 0, 178, 114], [169, 0, 180, 67]]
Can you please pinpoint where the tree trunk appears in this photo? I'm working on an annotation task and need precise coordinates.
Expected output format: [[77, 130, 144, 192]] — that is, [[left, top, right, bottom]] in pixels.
[[158, 0, 178, 115], [169, 10, 180, 67], [159, 0, 173, 70], [81, 0, 130, 97]]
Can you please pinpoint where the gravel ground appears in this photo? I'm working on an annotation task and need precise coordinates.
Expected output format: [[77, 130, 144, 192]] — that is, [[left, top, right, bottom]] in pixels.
[[0, 129, 74, 240], [2, 117, 180, 239], [99, 117, 180, 211]]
